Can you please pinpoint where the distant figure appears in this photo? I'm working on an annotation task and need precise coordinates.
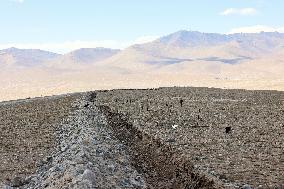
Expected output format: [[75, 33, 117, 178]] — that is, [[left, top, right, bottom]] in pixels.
[[89, 92, 96, 102], [179, 99, 184, 107], [225, 126, 232, 134], [197, 114, 203, 121]]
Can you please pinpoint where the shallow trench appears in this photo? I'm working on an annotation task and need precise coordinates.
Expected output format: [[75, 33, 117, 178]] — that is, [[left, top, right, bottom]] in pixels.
[[1, 92, 225, 189], [97, 103, 223, 189]]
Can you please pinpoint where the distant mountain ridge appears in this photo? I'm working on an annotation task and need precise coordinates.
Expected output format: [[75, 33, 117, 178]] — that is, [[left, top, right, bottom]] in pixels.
[[113, 30, 284, 67], [1, 30, 284, 101], [1, 30, 284, 69], [68, 48, 120, 63], [43, 47, 120, 69], [0, 47, 120, 68], [140, 30, 284, 55], [0, 47, 60, 67], [158, 30, 230, 47], [0, 30, 284, 67], [157, 30, 284, 48]]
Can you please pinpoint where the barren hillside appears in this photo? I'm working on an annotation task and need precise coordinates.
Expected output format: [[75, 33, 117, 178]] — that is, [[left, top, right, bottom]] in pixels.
[[1, 31, 284, 102]]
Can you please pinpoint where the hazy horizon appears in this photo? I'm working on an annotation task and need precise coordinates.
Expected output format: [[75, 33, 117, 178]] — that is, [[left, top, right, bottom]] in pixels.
[[1, 30, 284, 54], [1, 1, 284, 101], [1, 0, 284, 53]]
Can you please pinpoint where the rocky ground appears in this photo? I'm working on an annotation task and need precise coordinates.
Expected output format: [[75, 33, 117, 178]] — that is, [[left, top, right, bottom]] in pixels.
[[96, 87, 284, 189], [1, 92, 146, 189], [0, 94, 79, 186], [0, 87, 283, 189]]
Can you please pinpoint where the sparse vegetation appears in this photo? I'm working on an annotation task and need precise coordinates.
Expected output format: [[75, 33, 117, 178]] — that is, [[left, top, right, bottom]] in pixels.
[[0, 87, 283, 188]]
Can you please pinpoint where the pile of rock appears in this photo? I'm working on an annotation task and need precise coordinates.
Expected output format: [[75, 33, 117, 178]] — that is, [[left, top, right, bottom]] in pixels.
[[6, 93, 146, 189], [2, 90, 220, 189]]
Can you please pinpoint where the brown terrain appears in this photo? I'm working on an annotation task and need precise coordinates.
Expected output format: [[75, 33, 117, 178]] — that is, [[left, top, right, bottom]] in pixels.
[[0, 87, 283, 188], [0, 94, 79, 186]]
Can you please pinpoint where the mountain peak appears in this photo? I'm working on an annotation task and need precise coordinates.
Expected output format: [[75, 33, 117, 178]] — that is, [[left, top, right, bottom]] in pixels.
[[6, 47, 18, 50], [46, 47, 121, 67], [69, 47, 120, 54], [2, 47, 20, 53], [0, 47, 60, 67], [158, 30, 227, 47]]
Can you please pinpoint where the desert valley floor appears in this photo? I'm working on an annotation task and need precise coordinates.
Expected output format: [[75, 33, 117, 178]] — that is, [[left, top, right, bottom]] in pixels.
[[0, 87, 283, 189]]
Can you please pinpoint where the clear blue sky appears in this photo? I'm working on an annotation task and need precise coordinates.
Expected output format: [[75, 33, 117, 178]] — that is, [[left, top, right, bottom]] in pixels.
[[0, 0, 283, 53]]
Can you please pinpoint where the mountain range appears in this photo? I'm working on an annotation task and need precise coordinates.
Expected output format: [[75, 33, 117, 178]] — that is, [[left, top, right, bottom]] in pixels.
[[1, 30, 284, 101], [0, 47, 59, 68]]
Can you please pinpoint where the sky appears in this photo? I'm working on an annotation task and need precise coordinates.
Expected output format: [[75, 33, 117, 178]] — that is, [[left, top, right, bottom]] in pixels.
[[0, 0, 283, 53]]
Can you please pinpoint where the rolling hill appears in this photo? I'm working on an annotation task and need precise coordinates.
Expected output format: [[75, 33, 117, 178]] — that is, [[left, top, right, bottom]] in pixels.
[[0, 47, 60, 68], [103, 31, 284, 70], [1, 30, 284, 101], [44, 48, 120, 69]]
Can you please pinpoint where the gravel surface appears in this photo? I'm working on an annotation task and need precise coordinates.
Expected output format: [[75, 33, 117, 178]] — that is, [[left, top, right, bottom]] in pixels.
[[0, 94, 79, 187], [96, 87, 284, 189], [1, 93, 146, 189], [1, 87, 283, 189]]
